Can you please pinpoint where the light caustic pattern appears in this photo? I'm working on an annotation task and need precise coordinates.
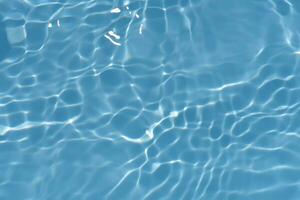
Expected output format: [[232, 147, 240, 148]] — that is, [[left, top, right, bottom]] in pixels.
[[1, 0, 300, 199]]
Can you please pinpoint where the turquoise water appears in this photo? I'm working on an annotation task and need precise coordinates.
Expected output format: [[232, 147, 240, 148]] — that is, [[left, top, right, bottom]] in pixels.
[[1, 0, 300, 199]]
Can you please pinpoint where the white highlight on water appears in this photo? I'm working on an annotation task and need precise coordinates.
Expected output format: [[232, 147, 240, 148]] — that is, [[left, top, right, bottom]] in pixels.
[[110, 8, 121, 13], [294, 51, 300, 55], [108, 31, 120, 40], [139, 23, 144, 34], [170, 111, 179, 118], [104, 34, 121, 46]]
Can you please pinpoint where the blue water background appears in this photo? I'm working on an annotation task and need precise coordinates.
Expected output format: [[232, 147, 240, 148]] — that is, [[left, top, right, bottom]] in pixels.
[[1, 0, 300, 199]]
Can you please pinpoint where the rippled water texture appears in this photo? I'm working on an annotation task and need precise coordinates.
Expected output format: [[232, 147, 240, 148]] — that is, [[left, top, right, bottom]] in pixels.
[[1, 0, 300, 199]]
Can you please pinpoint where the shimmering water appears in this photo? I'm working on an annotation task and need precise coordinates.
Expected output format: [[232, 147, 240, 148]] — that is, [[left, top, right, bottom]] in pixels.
[[1, 0, 300, 199]]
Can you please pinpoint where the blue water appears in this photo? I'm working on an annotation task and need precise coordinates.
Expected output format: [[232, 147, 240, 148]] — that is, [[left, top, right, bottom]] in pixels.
[[1, 0, 300, 199]]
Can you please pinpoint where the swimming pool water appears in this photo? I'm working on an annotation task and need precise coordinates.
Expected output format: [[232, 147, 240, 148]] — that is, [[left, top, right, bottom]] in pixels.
[[1, 0, 300, 199]]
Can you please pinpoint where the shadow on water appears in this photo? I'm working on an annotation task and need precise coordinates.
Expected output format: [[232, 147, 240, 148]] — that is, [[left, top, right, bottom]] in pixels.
[[0, 15, 11, 62]]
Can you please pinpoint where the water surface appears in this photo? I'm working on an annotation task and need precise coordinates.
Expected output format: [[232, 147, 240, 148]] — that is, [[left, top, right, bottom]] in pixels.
[[1, 0, 300, 199]]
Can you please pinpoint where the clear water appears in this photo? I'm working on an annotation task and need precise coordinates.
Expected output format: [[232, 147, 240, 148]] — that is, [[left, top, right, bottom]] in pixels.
[[1, 0, 300, 199]]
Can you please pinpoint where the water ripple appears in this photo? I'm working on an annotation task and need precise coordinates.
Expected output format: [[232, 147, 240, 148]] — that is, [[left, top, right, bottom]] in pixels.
[[1, 0, 300, 199]]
